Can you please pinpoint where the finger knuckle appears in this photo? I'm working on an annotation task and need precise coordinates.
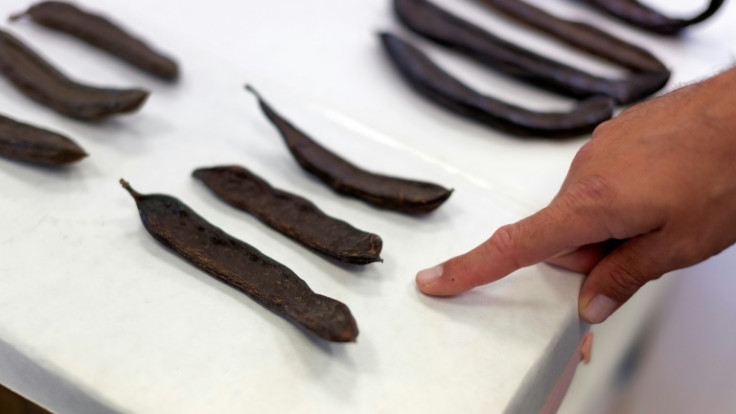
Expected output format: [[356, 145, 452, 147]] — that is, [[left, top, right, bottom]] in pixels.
[[603, 261, 647, 301], [488, 224, 521, 269], [563, 174, 616, 213], [591, 120, 612, 138]]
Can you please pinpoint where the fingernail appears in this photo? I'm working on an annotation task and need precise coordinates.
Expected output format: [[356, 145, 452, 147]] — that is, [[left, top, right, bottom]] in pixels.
[[579, 332, 594, 365], [583, 295, 618, 324], [416, 264, 444, 286]]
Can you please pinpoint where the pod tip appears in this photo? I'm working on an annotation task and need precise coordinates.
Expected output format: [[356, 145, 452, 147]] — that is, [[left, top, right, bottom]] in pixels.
[[191, 167, 209, 179], [119, 178, 142, 200], [244, 84, 261, 99], [64, 148, 89, 164], [8, 11, 27, 22], [378, 31, 395, 41]]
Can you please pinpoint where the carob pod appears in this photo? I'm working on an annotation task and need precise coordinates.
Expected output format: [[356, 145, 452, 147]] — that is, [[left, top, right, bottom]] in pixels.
[[0, 113, 87, 165], [193, 165, 383, 265], [473, 0, 668, 73], [578, 0, 725, 36], [380, 32, 615, 137], [11, 1, 179, 80], [245, 85, 453, 214], [394, 0, 668, 104], [0, 29, 148, 120], [120, 179, 359, 343]]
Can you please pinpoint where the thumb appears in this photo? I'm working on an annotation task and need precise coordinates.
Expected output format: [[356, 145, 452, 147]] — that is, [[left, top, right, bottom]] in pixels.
[[578, 233, 671, 324]]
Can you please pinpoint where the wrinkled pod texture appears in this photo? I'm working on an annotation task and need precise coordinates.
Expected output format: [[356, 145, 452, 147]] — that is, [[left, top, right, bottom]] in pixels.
[[120, 179, 359, 343], [380, 32, 615, 137], [193, 165, 383, 265], [0, 30, 149, 120], [0, 113, 87, 166], [394, 0, 669, 104], [11, 1, 179, 80], [245, 85, 453, 214]]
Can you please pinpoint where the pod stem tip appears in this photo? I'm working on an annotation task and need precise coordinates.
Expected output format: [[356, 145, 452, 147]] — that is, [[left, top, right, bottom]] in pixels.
[[244, 84, 261, 100], [8, 11, 28, 22], [119, 178, 142, 200]]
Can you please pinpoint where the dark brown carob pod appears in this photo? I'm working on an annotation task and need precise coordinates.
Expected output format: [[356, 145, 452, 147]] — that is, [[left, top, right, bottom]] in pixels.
[[11, 1, 179, 80], [245, 85, 453, 214], [120, 179, 359, 343], [0, 30, 149, 120], [380, 32, 615, 137], [193, 165, 383, 265], [0, 113, 87, 165], [578, 0, 725, 36], [394, 0, 669, 104], [473, 0, 668, 73]]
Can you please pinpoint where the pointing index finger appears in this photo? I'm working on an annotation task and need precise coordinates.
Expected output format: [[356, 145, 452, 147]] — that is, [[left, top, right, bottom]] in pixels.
[[416, 195, 614, 296]]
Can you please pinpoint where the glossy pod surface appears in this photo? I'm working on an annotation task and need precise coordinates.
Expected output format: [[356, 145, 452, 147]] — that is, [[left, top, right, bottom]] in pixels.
[[11, 1, 179, 80], [579, 0, 725, 36], [474, 0, 668, 73], [246, 86, 453, 214], [381, 32, 615, 137], [394, 0, 668, 104], [0, 113, 87, 165], [0, 30, 149, 120], [193, 165, 383, 265], [121, 180, 359, 343]]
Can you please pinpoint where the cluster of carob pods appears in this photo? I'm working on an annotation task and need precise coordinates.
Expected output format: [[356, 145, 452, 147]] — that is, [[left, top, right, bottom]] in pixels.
[[0, 1, 178, 165], [0, 1, 454, 343], [0, 0, 724, 342], [380, 0, 723, 137], [121, 88, 453, 343]]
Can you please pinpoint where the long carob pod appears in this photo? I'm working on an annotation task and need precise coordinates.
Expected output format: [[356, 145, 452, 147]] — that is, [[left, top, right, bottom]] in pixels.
[[0, 113, 87, 165], [0, 30, 148, 120], [245, 85, 453, 214], [380, 32, 615, 137], [193, 165, 383, 265], [578, 0, 725, 36], [394, 0, 668, 104], [473, 0, 668, 73], [11, 1, 179, 80], [120, 179, 359, 343]]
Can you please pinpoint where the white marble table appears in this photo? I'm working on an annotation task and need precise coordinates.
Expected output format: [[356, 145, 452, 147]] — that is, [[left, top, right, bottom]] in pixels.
[[0, 1, 732, 413]]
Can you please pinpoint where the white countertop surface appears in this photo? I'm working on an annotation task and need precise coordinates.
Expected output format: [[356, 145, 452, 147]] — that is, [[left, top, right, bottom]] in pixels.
[[0, 1, 733, 413]]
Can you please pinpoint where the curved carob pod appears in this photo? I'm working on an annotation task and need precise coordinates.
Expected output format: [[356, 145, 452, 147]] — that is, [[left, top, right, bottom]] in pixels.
[[0, 113, 87, 166], [120, 179, 359, 343], [578, 0, 725, 36], [245, 85, 453, 215], [474, 0, 667, 73], [0, 30, 148, 120], [394, 0, 669, 104], [193, 165, 383, 265], [380, 32, 615, 137], [10, 1, 179, 80]]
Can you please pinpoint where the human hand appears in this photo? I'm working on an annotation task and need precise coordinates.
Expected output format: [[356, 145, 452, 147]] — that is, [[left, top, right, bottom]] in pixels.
[[416, 67, 736, 324]]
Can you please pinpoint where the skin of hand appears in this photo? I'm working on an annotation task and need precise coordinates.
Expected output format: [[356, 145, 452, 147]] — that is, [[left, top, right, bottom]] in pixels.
[[416, 67, 736, 324]]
